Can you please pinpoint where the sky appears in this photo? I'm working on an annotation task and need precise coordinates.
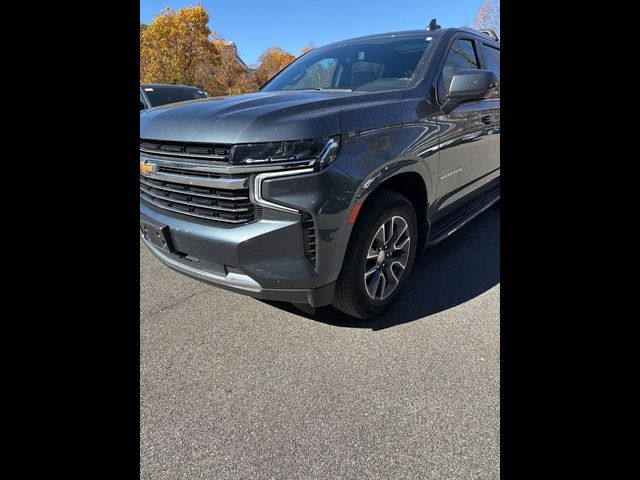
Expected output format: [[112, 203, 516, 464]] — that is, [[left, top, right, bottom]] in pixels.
[[140, 0, 486, 66]]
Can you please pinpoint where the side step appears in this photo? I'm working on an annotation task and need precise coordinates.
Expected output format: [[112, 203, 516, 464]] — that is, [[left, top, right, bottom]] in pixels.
[[426, 186, 500, 247]]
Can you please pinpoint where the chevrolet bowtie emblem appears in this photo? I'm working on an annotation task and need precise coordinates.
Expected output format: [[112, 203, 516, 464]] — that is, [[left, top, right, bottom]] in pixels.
[[140, 161, 156, 175]]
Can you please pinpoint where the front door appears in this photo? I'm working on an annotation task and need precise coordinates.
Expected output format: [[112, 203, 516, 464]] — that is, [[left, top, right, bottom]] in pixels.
[[433, 36, 500, 220]]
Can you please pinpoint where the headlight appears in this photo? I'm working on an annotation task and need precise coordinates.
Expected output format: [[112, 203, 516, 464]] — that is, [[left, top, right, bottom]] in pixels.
[[230, 136, 340, 170]]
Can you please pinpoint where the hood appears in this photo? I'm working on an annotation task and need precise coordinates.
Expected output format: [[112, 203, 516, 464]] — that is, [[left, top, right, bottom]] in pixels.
[[139, 90, 400, 144]]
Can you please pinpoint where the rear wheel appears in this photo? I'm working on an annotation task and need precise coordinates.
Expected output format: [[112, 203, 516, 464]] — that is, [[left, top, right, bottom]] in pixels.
[[334, 190, 418, 319]]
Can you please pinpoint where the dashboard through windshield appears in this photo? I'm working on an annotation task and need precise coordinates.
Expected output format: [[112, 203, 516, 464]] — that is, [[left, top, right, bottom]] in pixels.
[[261, 35, 434, 93]]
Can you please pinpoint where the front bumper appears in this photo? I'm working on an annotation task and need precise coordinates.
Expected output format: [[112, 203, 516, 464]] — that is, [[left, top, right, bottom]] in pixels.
[[141, 234, 336, 306], [140, 164, 355, 307]]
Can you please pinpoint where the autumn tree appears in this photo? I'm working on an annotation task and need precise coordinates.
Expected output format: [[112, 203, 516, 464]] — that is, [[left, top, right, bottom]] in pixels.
[[208, 40, 260, 95], [140, 5, 220, 89], [473, 0, 500, 37], [255, 47, 296, 86], [140, 23, 149, 82], [234, 72, 261, 94], [140, 5, 298, 96]]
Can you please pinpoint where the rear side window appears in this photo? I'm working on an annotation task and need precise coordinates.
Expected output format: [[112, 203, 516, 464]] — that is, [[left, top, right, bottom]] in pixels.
[[480, 44, 500, 97], [438, 39, 479, 100]]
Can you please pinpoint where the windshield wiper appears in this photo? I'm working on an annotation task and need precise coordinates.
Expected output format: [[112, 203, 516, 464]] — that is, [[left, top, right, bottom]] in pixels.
[[313, 87, 352, 92]]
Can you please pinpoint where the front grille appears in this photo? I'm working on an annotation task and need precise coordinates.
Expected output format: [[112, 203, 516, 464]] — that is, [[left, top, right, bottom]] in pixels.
[[140, 175, 255, 224], [301, 213, 317, 268], [140, 138, 231, 162]]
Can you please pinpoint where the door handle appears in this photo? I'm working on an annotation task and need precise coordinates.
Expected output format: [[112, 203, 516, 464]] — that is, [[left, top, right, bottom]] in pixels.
[[481, 114, 493, 124]]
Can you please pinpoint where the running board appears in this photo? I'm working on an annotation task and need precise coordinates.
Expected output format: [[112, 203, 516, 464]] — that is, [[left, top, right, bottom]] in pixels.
[[426, 186, 500, 247]]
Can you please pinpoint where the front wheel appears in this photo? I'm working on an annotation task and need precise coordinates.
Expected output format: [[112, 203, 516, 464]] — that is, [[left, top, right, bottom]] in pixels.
[[333, 190, 418, 320]]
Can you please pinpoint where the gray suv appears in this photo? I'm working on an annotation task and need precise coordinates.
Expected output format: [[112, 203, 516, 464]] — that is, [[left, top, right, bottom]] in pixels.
[[140, 24, 500, 319]]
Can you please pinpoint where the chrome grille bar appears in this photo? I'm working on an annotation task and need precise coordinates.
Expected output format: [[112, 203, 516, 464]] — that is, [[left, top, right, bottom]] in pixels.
[[139, 177, 249, 201], [140, 154, 254, 224], [139, 183, 251, 213], [140, 193, 251, 224], [140, 139, 231, 162]]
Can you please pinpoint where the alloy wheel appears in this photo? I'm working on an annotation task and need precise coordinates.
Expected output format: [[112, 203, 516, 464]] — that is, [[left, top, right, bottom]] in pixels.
[[363, 215, 411, 300]]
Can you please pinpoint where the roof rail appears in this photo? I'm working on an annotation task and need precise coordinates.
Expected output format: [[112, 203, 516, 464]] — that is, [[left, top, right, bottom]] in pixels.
[[460, 26, 499, 42], [478, 29, 499, 41]]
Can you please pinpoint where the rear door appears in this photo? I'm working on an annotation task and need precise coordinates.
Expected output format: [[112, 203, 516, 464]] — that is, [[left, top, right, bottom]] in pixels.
[[433, 35, 500, 219]]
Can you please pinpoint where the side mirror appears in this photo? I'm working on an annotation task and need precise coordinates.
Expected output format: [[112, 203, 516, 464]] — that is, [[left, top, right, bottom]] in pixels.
[[140, 101, 146, 110], [448, 69, 497, 101]]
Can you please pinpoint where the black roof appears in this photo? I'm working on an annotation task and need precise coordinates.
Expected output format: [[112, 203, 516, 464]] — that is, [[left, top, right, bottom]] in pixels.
[[322, 27, 498, 48], [322, 29, 444, 47]]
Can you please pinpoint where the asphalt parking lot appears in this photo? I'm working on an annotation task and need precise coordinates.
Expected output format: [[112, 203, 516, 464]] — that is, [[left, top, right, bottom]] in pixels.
[[140, 205, 500, 479]]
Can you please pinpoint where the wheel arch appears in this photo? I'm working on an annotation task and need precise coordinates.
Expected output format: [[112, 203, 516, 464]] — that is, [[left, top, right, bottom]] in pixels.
[[353, 164, 432, 255], [372, 172, 428, 253], [327, 159, 435, 288]]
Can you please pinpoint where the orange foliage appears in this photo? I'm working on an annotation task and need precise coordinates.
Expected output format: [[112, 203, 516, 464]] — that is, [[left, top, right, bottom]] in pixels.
[[140, 6, 220, 88], [300, 44, 315, 55], [209, 39, 259, 95], [140, 5, 303, 96], [255, 47, 296, 86]]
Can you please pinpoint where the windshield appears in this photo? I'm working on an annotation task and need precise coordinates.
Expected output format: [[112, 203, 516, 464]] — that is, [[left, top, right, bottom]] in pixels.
[[262, 35, 434, 93], [143, 86, 208, 107]]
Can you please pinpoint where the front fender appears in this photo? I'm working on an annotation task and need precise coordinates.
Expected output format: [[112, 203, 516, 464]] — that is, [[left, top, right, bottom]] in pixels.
[[352, 158, 435, 206], [261, 118, 440, 287], [322, 122, 439, 280]]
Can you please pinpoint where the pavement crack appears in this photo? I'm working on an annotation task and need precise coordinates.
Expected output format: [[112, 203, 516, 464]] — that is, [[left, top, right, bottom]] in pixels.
[[145, 290, 205, 318]]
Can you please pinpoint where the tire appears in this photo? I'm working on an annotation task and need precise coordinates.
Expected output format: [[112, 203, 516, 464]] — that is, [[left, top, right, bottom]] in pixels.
[[333, 190, 418, 320]]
